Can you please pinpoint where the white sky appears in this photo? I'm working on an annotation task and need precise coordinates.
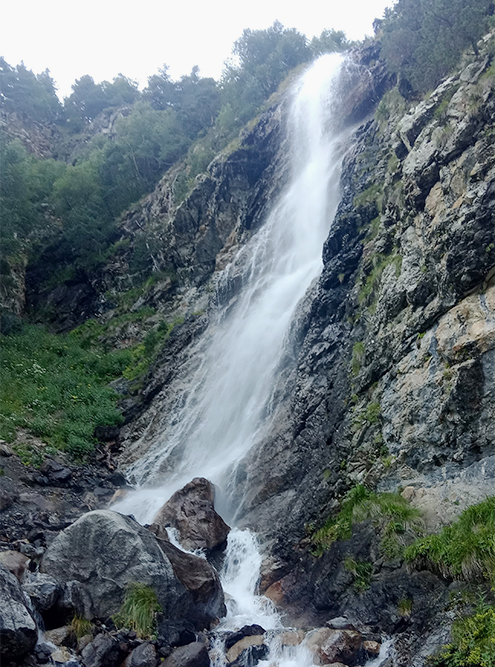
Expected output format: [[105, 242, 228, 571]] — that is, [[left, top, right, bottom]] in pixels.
[[1, 0, 394, 99]]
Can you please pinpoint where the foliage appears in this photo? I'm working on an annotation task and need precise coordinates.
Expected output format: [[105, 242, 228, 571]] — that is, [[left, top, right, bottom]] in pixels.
[[312, 484, 422, 557], [345, 557, 373, 593], [70, 615, 93, 640], [0, 323, 131, 458], [113, 583, 161, 638], [405, 497, 495, 585], [351, 341, 366, 376], [431, 598, 495, 666], [379, 0, 494, 94], [0, 58, 62, 121]]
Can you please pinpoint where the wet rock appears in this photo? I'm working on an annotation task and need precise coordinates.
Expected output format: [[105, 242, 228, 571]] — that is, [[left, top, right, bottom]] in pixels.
[[224, 625, 266, 650], [0, 549, 30, 581], [305, 627, 363, 666], [162, 641, 210, 667], [153, 478, 230, 554], [80, 633, 127, 667], [34, 641, 53, 663], [0, 562, 38, 662], [41, 510, 189, 620], [155, 536, 226, 627], [122, 641, 157, 667], [363, 640, 381, 656], [225, 635, 267, 664]]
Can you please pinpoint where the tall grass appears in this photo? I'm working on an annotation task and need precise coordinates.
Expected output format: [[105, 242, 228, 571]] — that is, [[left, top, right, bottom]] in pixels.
[[312, 484, 422, 557], [405, 497, 495, 585], [113, 583, 161, 638]]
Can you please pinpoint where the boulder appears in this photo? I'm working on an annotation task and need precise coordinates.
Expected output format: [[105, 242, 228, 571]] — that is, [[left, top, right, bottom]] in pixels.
[[80, 633, 126, 667], [0, 550, 30, 581], [305, 627, 364, 666], [41, 510, 189, 620], [163, 641, 210, 667], [156, 537, 226, 626], [225, 635, 267, 664], [0, 562, 38, 661], [122, 641, 157, 667], [224, 624, 266, 650], [153, 478, 230, 553]]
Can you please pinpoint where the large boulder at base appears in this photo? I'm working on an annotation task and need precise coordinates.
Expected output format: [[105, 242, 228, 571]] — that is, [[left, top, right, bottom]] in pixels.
[[122, 641, 157, 667], [153, 478, 230, 553], [0, 563, 38, 661], [41, 510, 190, 620], [156, 536, 226, 625], [163, 641, 210, 667]]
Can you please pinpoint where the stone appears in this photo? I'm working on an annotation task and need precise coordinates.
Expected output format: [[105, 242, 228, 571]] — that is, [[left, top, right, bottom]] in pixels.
[[305, 628, 363, 666], [45, 625, 73, 647], [80, 633, 127, 667], [162, 641, 210, 667], [224, 625, 266, 650], [122, 641, 157, 667], [155, 536, 226, 627], [22, 571, 62, 612], [0, 549, 30, 581], [153, 478, 230, 554], [0, 563, 38, 661], [363, 640, 381, 656], [225, 635, 265, 663], [41, 510, 189, 620]]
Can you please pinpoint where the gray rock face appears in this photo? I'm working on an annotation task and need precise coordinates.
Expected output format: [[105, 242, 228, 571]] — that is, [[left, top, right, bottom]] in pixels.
[[0, 563, 38, 661], [122, 641, 157, 667], [153, 478, 230, 553], [22, 571, 62, 612], [41, 510, 189, 620]]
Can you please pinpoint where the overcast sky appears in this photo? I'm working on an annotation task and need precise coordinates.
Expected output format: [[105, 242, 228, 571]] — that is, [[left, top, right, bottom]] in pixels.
[[1, 0, 394, 99]]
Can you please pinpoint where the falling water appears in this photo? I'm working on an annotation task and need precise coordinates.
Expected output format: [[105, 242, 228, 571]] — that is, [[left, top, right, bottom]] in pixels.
[[114, 52, 350, 523], [114, 53, 392, 667]]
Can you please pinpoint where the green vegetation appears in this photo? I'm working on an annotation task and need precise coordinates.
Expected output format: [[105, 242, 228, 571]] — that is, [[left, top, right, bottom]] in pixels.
[[379, 0, 494, 95], [398, 598, 413, 617], [352, 400, 382, 432], [405, 497, 495, 585], [70, 615, 94, 640], [431, 598, 495, 667], [344, 557, 373, 593], [358, 253, 402, 310], [113, 583, 162, 639], [351, 341, 366, 376], [0, 323, 131, 458], [312, 484, 422, 557]]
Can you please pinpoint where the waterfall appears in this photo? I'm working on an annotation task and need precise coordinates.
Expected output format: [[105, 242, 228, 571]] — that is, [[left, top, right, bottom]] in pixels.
[[113, 53, 392, 667], [114, 52, 350, 524]]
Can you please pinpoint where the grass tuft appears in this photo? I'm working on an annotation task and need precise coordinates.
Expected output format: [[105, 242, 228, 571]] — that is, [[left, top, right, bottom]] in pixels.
[[312, 484, 422, 558], [113, 583, 162, 639], [405, 497, 495, 585]]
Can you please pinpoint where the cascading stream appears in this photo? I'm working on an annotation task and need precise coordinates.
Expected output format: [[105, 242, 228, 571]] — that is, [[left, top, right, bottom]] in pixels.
[[114, 54, 392, 666], [114, 52, 349, 524]]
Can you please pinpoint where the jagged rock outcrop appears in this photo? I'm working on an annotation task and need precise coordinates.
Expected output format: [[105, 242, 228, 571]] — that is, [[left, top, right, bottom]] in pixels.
[[153, 478, 230, 554]]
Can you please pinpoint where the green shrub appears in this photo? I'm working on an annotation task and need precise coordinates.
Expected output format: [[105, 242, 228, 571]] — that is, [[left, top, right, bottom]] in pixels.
[[113, 583, 161, 638], [312, 484, 422, 557], [405, 497, 495, 585], [431, 598, 495, 666]]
